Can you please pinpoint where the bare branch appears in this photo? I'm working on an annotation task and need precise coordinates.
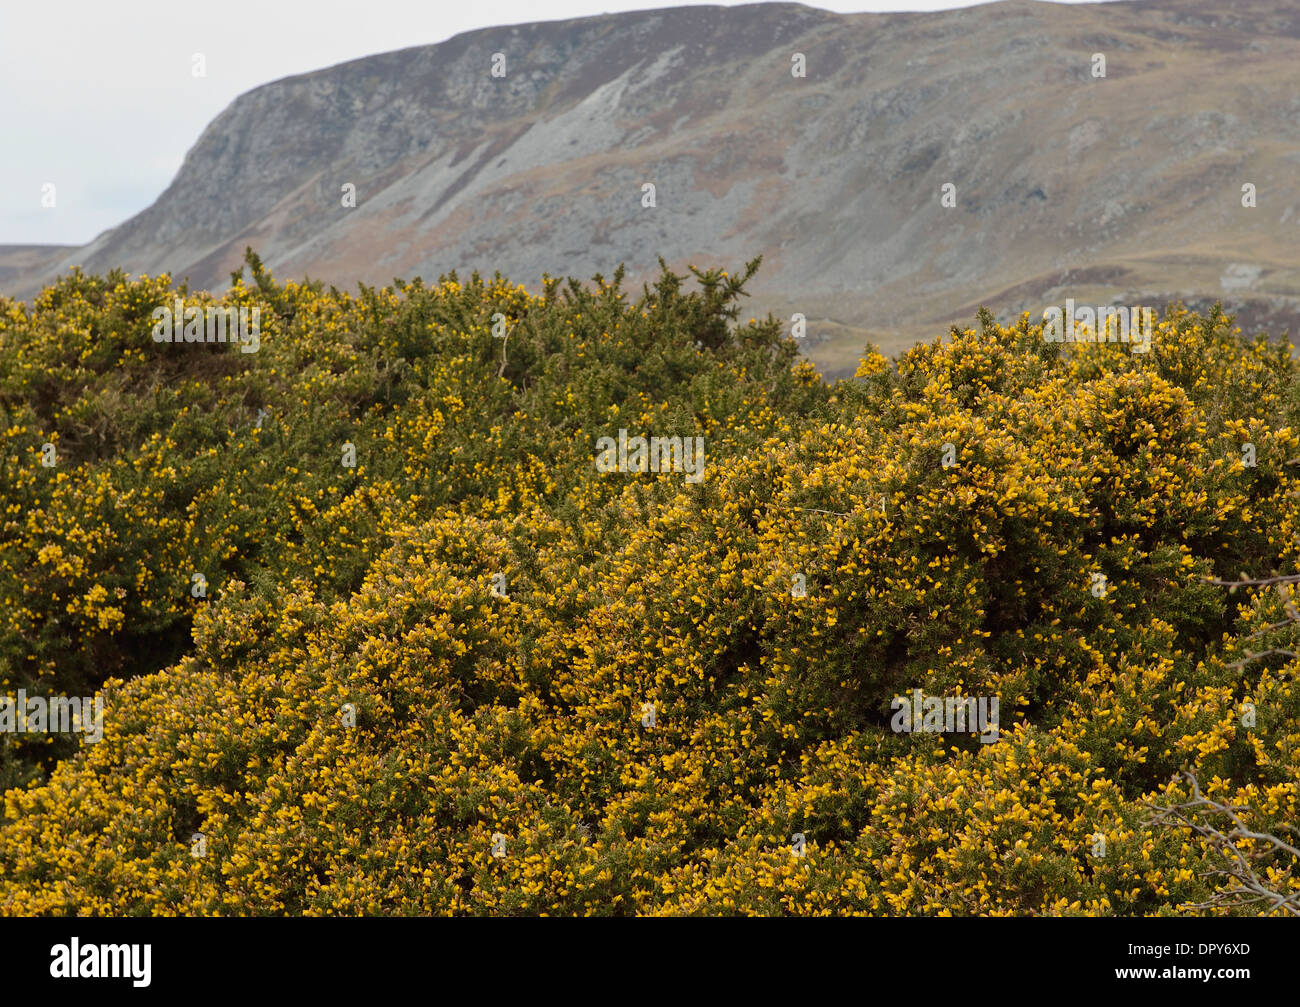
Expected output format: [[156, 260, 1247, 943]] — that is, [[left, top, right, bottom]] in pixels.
[[497, 324, 511, 379], [1225, 648, 1300, 670], [1145, 770, 1300, 916], [1204, 573, 1300, 588], [787, 506, 853, 518], [1241, 618, 1295, 641]]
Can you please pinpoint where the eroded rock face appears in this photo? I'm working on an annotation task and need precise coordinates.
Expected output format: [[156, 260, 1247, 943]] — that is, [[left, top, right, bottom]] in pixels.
[[6, 0, 1300, 373]]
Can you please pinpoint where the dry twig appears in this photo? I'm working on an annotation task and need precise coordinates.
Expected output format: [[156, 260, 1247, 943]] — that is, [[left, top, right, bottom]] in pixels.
[[1145, 771, 1300, 916]]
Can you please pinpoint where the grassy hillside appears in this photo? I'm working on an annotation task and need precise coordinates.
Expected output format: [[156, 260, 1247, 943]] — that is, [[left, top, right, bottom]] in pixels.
[[0, 251, 1297, 915]]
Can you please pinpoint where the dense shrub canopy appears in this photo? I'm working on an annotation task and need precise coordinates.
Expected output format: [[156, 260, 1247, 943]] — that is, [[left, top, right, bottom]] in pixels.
[[0, 252, 1297, 915]]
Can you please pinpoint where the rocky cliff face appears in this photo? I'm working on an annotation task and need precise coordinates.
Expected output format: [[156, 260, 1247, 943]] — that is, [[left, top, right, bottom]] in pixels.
[[6, 0, 1300, 375]]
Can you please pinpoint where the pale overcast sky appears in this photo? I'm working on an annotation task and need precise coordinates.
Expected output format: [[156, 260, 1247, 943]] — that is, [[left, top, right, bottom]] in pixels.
[[0, 0, 1119, 245]]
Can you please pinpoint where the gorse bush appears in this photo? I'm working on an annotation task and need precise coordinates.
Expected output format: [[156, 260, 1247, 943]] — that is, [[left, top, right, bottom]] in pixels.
[[0, 250, 1296, 915]]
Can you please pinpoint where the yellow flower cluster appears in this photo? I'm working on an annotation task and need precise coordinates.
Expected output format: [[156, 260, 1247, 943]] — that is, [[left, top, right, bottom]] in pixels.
[[0, 258, 1296, 914]]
